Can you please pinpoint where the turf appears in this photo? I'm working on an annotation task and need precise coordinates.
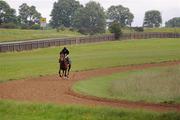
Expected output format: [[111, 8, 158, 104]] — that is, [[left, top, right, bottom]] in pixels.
[[144, 27, 180, 33], [0, 38, 180, 82], [1, 28, 179, 43], [0, 29, 82, 42], [0, 100, 180, 120], [122, 27, 180, 33], [73, 64, 180, 103]]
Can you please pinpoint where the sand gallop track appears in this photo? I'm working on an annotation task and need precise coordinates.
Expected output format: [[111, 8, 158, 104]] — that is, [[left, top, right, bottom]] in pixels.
[[0, 61, 180, 112]]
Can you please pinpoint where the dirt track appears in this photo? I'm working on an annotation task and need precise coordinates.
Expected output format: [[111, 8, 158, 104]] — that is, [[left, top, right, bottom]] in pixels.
[[0, 61, 180, 112]]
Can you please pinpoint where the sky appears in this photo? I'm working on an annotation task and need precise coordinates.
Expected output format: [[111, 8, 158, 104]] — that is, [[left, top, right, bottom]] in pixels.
[[5, 0, 180, 26]]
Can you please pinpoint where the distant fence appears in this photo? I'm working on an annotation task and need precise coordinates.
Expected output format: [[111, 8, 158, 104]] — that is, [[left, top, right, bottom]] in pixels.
[[0, 32, 180, 52], [121, 32, 180, 40], [0, 34, 115, 52]]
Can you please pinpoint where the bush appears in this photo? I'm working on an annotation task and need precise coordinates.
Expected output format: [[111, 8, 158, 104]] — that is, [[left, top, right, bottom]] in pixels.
[[56, 27, 60, 32], [0, 23, 17, 29], [132, 27, 144, 32], [109, 21, 122, 39], [69, 27, 75, 31], [56, 25, 66, 32], [30, 24, 40, 30], [78, 28, 88, 35], [60, 25, 65, 31], [20, 24, 30, 29]]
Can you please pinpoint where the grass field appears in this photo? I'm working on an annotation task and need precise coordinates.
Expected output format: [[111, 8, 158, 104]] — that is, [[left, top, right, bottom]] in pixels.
[[0, 38, 180, 82], [0, 28, 179, 42], [144, 27, 180, 33], [73, 65, 180, 103], [0, 100, 180, 120], [0, 29, 82, 42], [1, 38, 180, 119], [122, 27, 180, 33]]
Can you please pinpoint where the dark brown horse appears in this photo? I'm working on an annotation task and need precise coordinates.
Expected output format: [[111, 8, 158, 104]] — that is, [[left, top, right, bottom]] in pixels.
[[58, 53, 71, 78]]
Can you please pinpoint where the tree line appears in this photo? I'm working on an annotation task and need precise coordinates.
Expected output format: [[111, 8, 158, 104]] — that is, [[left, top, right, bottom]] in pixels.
[[0, 1, 41, 29], [0, 0, 180, 33]]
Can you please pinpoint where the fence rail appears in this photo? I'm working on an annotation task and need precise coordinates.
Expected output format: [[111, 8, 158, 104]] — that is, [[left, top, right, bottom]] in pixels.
[[0, 32, 180, 52], [121, 32, 180, 40]]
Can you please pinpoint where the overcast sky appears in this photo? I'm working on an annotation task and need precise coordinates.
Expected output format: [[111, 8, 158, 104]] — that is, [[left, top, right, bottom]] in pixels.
[[5, 0, 180, 26]]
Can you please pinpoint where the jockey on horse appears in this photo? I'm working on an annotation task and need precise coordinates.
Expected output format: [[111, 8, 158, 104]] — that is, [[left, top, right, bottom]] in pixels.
[[59, 47, 71, 78]]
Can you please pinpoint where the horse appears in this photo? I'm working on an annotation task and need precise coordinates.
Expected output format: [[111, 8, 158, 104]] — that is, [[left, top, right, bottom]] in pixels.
[[58, 53, 71, 78]]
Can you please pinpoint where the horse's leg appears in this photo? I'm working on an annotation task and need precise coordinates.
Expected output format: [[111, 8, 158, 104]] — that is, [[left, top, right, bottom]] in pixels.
[[62, 70, 64, 77], [59, 67, 61, 77], [59, 69, 62, 77], [67, 64, 71, 76], [65, 69, 67, 77]]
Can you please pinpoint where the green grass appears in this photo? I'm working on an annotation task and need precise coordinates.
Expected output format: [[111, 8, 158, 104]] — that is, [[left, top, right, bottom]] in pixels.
[[0, 100, 180, 120], [121, 27, 180, 33], [73, 65, 180, 103], [1, 28, 179, 43], [0, 28, 82, 42], [144, 27, 180, 33], [0, 38, 180, 82]]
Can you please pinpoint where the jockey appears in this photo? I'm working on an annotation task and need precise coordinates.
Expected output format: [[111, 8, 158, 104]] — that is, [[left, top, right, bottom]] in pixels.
[[60, 47, 71, 65], [60, 47, 69, 56]]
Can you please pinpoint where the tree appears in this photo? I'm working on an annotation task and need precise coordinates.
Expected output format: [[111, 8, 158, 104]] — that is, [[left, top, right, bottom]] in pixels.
[[107, 5, 134, 27], [50, 0, 81, 28], [73, 1, 106, 35], [0, 0, 17, 25], [19, 3, 41, 26], [143, 10, 162, 28], [109, 21, 122, 39], [18, 3, 29, 24], [165, 17, 180, 27]]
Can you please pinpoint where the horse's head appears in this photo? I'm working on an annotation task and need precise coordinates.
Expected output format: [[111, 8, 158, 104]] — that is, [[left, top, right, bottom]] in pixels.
[[59, 53, 68, 69], [60, 53, 65, 61]]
